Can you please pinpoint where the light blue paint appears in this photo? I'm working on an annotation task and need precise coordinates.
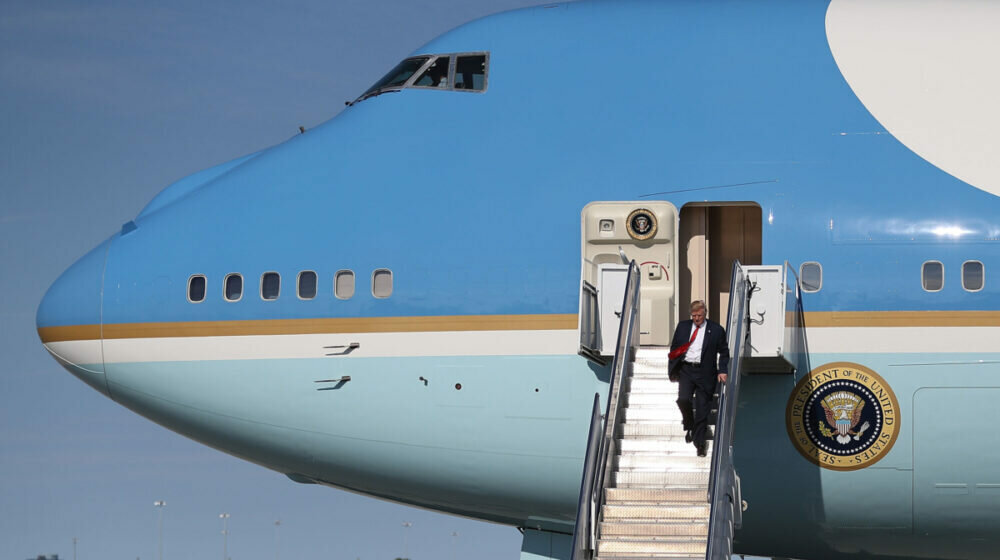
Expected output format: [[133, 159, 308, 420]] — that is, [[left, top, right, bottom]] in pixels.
[[520, 528, 571, 560], [101, 353, 609, 531], [913, 387, 1000, 536], [734, 353, 1000, 558]]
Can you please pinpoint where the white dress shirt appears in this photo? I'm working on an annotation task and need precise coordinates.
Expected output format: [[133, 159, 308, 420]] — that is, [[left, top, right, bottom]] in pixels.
[[684, 322, 706, 363]]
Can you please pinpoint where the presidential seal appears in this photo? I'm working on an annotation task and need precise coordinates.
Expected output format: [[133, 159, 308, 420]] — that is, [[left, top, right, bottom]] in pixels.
[[626, 208, 657, 241], [786, 362, 900, 471]]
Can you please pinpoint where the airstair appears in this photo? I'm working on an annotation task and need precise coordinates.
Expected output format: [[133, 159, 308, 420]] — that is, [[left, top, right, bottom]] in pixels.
[[573, 260, 801, 560], [597, 345, 712, 558]]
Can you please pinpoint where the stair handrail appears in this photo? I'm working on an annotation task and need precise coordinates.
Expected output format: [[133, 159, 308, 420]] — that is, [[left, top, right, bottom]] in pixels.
[[571, 260, 641, 560], [706, 260, 750, 560], [570, 393, 604, 560]]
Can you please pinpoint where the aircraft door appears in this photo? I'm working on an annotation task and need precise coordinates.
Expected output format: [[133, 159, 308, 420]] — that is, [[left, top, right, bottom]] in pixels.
[[679, 204, 761, 327], [580, 202, 678, 350]]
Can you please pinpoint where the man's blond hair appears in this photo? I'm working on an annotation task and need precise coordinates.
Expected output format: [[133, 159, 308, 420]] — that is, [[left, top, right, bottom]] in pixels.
[[690, 300, 707, 313]]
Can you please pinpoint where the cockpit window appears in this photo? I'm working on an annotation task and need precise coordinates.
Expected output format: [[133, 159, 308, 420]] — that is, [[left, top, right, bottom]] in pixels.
[[360, 56, 431, 99], [454, 54, 487, 91], [412, 56, 451, 88], [353, 52, 489, 104]]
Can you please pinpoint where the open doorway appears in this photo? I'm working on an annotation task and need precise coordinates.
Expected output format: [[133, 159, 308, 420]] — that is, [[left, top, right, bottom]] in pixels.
[[678, 203, 761, 327]]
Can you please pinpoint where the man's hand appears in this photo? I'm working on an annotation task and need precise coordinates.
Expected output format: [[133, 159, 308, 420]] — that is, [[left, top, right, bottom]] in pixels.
[[717, 372, 728, 383]]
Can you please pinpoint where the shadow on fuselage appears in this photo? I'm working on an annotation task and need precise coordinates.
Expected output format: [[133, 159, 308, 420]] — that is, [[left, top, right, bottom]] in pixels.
[[732, 294, 839, 559]]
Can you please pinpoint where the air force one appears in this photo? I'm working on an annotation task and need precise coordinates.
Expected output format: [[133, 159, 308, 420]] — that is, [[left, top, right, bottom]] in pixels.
[[35, 1, 1000, 559]]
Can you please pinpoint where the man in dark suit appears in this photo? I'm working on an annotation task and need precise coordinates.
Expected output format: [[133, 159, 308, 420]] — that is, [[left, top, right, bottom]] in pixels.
[[668, 300, 729, 456]]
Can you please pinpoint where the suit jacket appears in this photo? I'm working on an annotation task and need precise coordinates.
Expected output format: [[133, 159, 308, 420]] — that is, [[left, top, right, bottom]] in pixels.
[[668, 319, 730, 380]]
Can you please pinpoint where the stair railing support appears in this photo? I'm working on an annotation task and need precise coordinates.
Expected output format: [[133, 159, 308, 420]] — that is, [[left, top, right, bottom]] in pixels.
[[706, 261, 750, 560], [570, 261, 641, 560]]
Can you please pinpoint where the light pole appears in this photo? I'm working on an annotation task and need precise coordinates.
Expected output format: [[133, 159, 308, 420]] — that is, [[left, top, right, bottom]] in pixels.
[[450, 531, 458, 560], [154, 501, 166, 560], [274, 519, 281, 560], [72, 537, 78, 560], [219, 513, 230, 560], [401, 521, 413, 559]]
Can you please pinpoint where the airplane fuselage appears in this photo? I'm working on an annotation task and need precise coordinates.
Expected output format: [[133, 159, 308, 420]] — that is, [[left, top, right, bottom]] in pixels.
[[38, 1, 1000, 559]]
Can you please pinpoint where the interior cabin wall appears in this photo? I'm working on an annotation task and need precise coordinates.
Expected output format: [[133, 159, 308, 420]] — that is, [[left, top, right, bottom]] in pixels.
[[679, 204, 762, 328]]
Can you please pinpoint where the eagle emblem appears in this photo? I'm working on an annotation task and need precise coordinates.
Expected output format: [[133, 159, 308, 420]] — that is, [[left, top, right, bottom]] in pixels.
[[626, 208, 657, 240], [818, 391, 871, 444], [785, 362, 900, 471]]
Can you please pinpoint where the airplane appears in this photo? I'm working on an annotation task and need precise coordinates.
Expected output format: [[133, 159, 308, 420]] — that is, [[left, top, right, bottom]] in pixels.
[[35, 0, 1000, 559]]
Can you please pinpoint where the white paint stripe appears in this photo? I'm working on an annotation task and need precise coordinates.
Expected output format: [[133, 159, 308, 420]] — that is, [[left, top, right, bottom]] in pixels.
[[806, 327, 1000, 354], [827, 0, 1000, 198], [44, 340, 104, 369], [55, 327, 1000, 364], [100, 329, 580, 363]]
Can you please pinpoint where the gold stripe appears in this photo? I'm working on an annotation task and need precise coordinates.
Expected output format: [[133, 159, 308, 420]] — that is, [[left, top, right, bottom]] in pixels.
[[38, 310, 1000, 344], [39, 314, 579, 342], [802, 311, 1000, 328], [37, 324, 102, 343]]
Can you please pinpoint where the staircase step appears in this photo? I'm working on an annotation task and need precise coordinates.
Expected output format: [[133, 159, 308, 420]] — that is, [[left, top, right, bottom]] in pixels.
[[597, 536, 707, 556], [624, 407, 684, 422], [628, 378, 677, 394], [616, 453, 710, 470], [605, 487, 707, 504], [613, 470, 710, 487], [635, 347, 672, 359], [626, 392, 679, 406], [602, 503, 710, 521], [596, 556, 704, 560], [600, 520, 708, 538], [621, 422, 688, 438], [618, 438, 693, 455], [632, 362, 671, 375], [600, 520, 708, 537]]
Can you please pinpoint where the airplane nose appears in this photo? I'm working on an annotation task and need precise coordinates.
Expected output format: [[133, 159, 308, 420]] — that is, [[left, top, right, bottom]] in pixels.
[[37, 238, 111, 398]]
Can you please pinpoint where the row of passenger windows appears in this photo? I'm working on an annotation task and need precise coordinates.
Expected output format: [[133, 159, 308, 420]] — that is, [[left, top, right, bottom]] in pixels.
[[188, 260, 984, 302], [186, 270, 393, 303], [799, 260, 987, 293], [920, 260, 984, 292]]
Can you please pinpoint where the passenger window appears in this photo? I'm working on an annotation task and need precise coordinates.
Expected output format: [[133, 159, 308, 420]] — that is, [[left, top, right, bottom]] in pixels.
[[224, 274, 243, 302], [298, 271, 317, 300], [372, 269, 393, 298], [335, 270, 355, 300], [261, 272, 280, 300], [454, 54, 487, 91], [922, 261, 944, 292], [799, 262, 822, 293], [188, 275, 206, 303], [962, 261, 984, 292], [412, 56, 450, 88]]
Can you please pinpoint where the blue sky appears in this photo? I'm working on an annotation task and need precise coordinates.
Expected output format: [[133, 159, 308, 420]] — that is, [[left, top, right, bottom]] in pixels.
[[1, 2, 546, 559]]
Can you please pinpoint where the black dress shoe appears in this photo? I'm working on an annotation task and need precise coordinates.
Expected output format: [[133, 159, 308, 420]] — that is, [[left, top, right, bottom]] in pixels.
[[685, 430, 693, 443], [696, 443, 707, 457]]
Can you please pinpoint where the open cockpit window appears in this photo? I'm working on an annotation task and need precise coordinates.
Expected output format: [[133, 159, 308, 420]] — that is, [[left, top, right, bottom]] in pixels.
[[354, 52, 489, 103]]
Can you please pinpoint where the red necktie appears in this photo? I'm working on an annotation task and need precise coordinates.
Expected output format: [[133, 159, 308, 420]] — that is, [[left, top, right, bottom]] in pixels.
[[669, 324, 701, 360]]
